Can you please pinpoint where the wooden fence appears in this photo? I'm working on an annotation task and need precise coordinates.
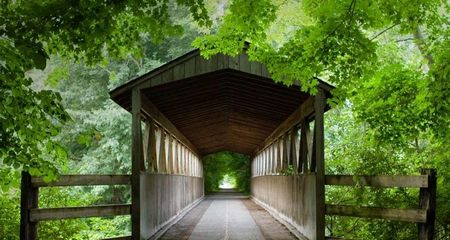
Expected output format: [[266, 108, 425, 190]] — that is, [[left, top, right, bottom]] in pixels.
[[20, 172, 132, 240], [325, 169, 436, 240]]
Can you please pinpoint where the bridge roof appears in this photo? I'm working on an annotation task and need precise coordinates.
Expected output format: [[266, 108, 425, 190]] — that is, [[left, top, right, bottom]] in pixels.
[[110, 49, 333, 156]]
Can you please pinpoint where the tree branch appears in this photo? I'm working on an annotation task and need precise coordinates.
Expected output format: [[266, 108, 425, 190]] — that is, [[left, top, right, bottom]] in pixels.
[[395, 37, 415, 43], [370, 23, 399, 41]]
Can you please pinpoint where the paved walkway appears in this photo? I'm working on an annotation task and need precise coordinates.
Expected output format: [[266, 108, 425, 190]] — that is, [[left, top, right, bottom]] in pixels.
[[160, 192, 296, 240]]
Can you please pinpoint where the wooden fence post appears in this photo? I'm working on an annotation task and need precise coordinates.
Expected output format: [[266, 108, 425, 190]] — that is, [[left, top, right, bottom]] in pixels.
[[131, 87, 144, 240], [314, 87, 326, 240], [20, 171, 38, 240], [418, 168, 436, 240]]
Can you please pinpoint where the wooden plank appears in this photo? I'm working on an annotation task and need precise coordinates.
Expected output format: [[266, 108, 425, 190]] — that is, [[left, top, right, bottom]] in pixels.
[[147, 119, 157, 172], [418, 168, 437, 239], [31, 175, 131, 187], [325, 175, 428, 188], [315, 88, 326, 240], [102, 236, 131, 240], [131, 87, 143, 240], [111, 49, 199, 98], [254, 96, 314, 155], [30, 204, 131, 221], [325, 204, 427, 223], [20, 171, 38, 240], [140, 94, 200, 156], [159, 128, 167, 173], [299, 121, 308, 173]]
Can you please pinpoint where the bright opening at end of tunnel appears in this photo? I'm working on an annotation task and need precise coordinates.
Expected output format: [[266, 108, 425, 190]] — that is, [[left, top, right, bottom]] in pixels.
[[219, 174, 235, 189]]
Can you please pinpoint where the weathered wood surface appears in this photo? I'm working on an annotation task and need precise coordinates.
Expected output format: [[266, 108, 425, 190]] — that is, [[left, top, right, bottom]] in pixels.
[[255, 97, 314, 155], [141, 173, 204, 239], [325, 204, 427, 223], [314, 88, 326, 240], [141, 94, 199, 156], [20, 172, 38, 240], [31, 175, 131, 187], [102, 236, 131, 240], [325, 175, 428, 188], [30, 204, 131, 221], [418, 169, 437, 240], [131, 87, 143, 240], [251, 175, 317, 240]]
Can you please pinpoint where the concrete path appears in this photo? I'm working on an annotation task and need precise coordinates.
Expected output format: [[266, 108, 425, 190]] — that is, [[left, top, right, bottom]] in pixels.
[[160, 192, 297, 240], [189, 199, 265, 240]]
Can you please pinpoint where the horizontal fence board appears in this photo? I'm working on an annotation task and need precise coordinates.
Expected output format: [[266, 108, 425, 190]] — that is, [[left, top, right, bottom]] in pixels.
[[31, 175, 131, 187], [325, 175, 428, 188], [325, 204, 427, 223], [30, 204, 131, 222], [102, 236, 131, 240]]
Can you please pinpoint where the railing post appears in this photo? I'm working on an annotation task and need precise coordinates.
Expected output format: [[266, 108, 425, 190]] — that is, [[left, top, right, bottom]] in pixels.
[[20, 171, 38, 240], [131, 87, 144, 239], [314, 87, 326, 240], [418, 168, 436, 240]]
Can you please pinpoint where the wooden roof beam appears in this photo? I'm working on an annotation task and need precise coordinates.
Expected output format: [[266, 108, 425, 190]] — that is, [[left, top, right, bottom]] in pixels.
[[140, 94, 200, 157], [253, 96, 315, 156]]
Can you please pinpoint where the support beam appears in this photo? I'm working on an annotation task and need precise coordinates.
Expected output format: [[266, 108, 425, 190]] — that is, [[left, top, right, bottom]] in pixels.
[[20, 171, 38, 240], [140, 95, 199, 157], [418, 169, 437, 240], [254, 96, 314, 155], [131, 87, 143, 240], [314, 88, 326, 240], [299, 121, 308, 173]]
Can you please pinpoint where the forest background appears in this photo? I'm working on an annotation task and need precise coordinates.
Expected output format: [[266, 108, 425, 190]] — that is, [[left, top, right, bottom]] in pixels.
[[1, 0, 449, 239]]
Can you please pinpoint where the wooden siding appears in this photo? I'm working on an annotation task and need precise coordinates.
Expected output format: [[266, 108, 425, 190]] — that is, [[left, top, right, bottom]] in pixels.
[[140, 173, 204, 239], [251, 175, 317, 239]]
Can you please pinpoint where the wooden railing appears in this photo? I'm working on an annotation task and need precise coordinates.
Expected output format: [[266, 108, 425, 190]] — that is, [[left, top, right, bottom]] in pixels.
[[20, 172, 132, 240], [324, 169, 436, 240]]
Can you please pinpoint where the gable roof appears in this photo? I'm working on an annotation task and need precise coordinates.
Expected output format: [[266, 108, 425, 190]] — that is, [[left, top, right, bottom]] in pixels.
[[110, 49, 333, 156]]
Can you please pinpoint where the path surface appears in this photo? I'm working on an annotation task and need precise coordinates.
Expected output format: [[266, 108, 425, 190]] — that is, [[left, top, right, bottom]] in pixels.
[[160, 191, 296, 240]]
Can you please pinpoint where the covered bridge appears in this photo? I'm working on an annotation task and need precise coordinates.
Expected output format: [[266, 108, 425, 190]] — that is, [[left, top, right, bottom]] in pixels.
[[20, 47, 436, 240]]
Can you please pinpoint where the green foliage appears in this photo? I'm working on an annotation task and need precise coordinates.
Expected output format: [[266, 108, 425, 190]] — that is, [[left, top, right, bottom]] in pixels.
[[0, 0, 211, 182], [203, 151, 251, 194]]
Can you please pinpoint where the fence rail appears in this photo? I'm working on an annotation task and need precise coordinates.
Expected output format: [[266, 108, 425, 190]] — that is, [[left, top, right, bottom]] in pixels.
[[324, 169, 436, 240], [20, 172, 132, 240], [325, 175, 428, 188], [31, 174, 131, 187]]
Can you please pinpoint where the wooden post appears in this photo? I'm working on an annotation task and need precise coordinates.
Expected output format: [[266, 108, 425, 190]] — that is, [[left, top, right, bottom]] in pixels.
[[314, 87, 326, 240], [20, 171, 38, 240], [299, 121, 308, 173], [131, 87, 144, 240], [290, 128, 298, 174], [418, 168, 436, 240]]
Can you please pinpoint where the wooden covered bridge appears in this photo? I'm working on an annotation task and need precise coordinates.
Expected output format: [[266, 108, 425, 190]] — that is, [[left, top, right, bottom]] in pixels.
[[20, 48, 436, 240]]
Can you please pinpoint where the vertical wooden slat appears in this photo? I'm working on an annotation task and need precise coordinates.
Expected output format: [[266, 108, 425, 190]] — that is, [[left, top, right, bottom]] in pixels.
[[147, 119, 157, 172], [299, 121, 308, 173], [290, 127, 298, 173], [282, 134, 289, 171], [276, 139, 282, 173], [167, 134, 173, 174], [418, 168, 437, 240], [131, 87, 143, 240], [314, 88, 326, 240], [159, 129, 167, 173], [20, 171, 38, 240]]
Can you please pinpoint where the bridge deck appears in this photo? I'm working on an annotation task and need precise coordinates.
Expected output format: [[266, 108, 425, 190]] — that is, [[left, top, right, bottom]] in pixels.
[[160, 192, 296, 240]]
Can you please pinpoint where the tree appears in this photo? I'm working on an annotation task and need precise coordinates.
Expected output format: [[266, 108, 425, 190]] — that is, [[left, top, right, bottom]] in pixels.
[[0, 0, 211, 182]]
